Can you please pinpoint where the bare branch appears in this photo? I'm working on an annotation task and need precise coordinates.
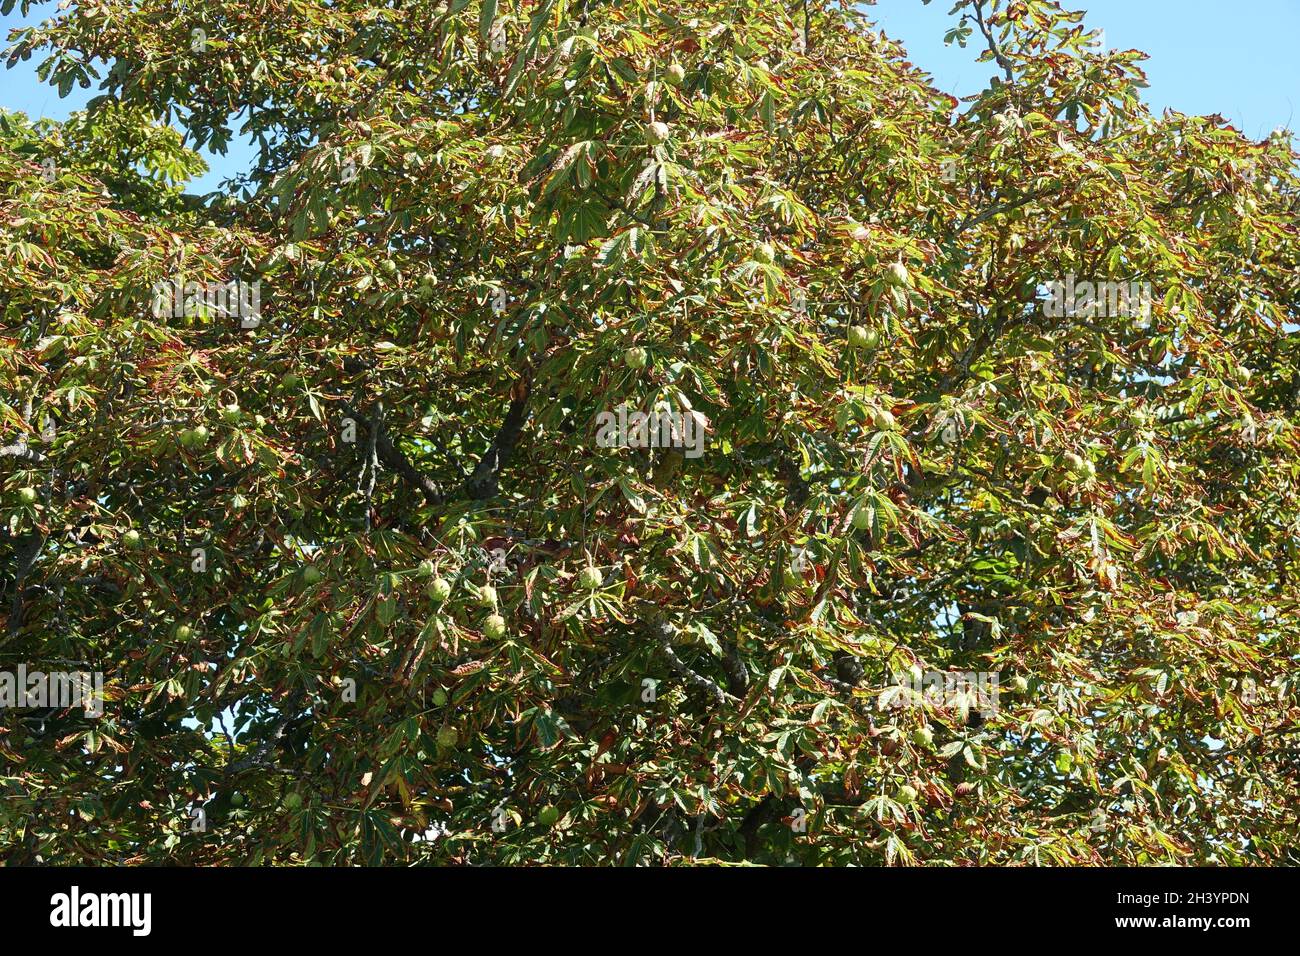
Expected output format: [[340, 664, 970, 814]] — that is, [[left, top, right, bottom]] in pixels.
[[971, 0, 1014, 83]]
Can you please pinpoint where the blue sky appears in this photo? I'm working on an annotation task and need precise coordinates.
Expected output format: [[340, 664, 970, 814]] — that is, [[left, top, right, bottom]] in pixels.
[[871, 0, 1300, 141], [2, 0, 1298, 192]]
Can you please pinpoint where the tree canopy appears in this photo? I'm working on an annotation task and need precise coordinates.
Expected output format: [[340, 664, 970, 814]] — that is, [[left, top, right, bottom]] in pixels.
[[2, 0, 1298, 865]]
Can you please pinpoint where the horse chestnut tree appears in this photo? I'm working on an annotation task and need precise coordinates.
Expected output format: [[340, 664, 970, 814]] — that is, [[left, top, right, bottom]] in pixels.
[[1, 0, 1297, 867]]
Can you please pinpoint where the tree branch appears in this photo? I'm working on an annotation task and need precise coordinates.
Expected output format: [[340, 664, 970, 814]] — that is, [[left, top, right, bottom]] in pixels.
[[0, 439, 41, 462], [970, 0, 1014, 83], [652, 620, 736, 705], [340, 401, 447, 506], [465, 378, 532, 500]]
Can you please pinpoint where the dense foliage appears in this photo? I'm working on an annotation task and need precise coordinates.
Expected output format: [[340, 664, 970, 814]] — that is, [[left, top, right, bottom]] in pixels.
[[2, 0, 1298, 865]]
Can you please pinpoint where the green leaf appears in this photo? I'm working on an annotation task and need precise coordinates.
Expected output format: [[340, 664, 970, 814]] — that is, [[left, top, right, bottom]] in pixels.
[[480, 0, 498, 44]]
